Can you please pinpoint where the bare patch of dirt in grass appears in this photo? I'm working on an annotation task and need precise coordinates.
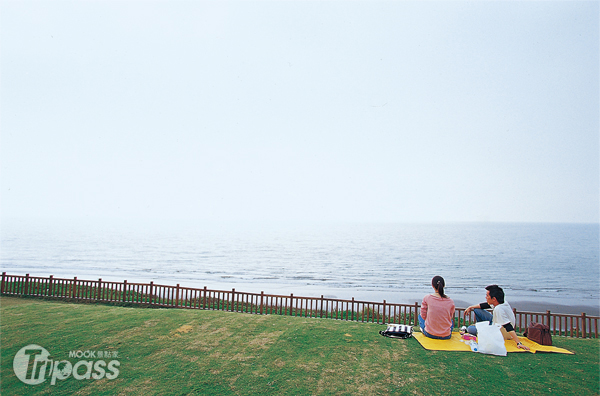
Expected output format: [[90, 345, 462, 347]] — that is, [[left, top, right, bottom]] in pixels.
[[392, 375, 418, 387], [175, 324, 194, 333], [208, 350, 254, 362], [246, 315, 271, 324], [252, 370, 268, 378], [151, 322, 204, 340], [144, 319, 159, 327], [377, 349, 392, 360], [210, 326, 233, 337], [356, 383, 387, 395], [228, 374, 241, 388], [389, 349, 406, 361], [196, 322, 212, 331], [298, 362, 321, 371], [248, 331, 283, 349], [149, 348, 170, 357], [273, 358, 285, 368], [73, 385, 96, 395], [180, 355, 199, 363], [187, 337, 221, 351], [231, 353, 255, 361]]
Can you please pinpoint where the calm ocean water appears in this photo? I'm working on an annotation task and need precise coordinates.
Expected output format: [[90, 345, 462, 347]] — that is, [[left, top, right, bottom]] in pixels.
[[1, 220, 598, 311]]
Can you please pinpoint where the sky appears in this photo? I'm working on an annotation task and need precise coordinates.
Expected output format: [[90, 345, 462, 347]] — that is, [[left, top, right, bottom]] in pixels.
[[1, 0, 598, 225]]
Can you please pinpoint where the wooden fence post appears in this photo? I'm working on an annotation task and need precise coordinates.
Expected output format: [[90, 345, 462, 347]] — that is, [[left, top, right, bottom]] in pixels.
[[260, 291, 264, 315], [25, 274, 30, 295], [382, 300, 387, 325], [97, 279, 102, 301], [231, 288, 235, 312], [175, 284, 180, 307], [320, 295, 324, 318], [123, 280, 127, 302], [149, 281, 154, 306], [72, 277, 77, 299], [289, 293, 293, 316], [1, 272, 5, 294], [414, 302, 419, 327], [582, 313, 587, 338], [49, 275, 54, 297]]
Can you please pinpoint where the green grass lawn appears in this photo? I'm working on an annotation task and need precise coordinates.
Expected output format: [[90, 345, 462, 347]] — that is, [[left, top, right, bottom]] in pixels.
[[2, 296, 598, 396]]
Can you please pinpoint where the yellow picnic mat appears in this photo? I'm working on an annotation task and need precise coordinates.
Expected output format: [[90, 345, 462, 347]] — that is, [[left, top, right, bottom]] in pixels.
[[413, 332, 574, 354]]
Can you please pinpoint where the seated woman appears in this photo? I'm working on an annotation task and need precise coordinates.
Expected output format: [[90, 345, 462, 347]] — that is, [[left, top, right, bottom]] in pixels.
[[418, 276, 455, 340]]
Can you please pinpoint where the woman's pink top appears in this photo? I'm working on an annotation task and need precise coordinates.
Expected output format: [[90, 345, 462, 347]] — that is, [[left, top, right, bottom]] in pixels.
[[421, 294, 455, 337]]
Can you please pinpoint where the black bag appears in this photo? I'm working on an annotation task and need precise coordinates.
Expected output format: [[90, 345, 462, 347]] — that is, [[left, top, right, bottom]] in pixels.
[[379, 324, 413, 339], [524, 322, 552, 346]]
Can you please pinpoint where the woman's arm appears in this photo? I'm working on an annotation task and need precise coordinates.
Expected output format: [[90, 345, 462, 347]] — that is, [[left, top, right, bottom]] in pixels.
[[420, 298, 428, 320]]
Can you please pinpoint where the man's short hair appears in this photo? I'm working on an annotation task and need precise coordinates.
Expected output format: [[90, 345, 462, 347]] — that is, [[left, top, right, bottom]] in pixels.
[[485, 284, 505, 304]]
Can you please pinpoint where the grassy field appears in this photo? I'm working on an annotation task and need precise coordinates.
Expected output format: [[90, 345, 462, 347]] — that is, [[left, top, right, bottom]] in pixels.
[[1, 297, 598, 396]]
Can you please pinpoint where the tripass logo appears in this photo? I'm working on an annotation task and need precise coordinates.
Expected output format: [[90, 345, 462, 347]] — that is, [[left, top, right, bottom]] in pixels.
[[13, 344, 120, 385]]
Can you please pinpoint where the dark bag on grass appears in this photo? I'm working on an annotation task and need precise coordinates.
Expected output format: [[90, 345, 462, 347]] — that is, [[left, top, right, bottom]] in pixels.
[[524, 322, 552, 346], [379, 324, 413, 339]]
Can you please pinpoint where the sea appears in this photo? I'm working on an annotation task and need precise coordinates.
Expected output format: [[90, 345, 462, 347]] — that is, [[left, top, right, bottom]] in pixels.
[[1, 219, 598, 314]]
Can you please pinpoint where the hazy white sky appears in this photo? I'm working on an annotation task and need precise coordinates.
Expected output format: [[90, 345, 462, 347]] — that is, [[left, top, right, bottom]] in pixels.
[[1, 1, 598, 224]]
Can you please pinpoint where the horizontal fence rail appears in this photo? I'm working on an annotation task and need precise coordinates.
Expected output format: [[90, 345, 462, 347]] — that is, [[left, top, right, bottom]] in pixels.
[[1, 273, 597, 339]]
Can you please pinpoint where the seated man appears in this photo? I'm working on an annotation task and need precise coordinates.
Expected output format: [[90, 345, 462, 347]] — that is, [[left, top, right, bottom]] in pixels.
[[464, 284, 530, 351]]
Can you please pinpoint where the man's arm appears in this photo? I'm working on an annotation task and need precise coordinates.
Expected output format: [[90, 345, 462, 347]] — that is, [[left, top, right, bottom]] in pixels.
[[508, 330, 530, 351], [463, 303, 490, 315]]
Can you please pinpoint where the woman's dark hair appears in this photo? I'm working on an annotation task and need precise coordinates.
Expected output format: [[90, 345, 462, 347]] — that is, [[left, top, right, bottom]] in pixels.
[[432, 276, 447, 298]]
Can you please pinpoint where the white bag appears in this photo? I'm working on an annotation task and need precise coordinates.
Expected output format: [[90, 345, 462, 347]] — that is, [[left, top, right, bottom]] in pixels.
[[475, 322, 507, 356]]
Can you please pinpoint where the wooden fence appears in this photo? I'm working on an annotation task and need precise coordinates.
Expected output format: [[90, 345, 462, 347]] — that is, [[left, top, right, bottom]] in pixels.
[[1, 273, 597, 338]]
